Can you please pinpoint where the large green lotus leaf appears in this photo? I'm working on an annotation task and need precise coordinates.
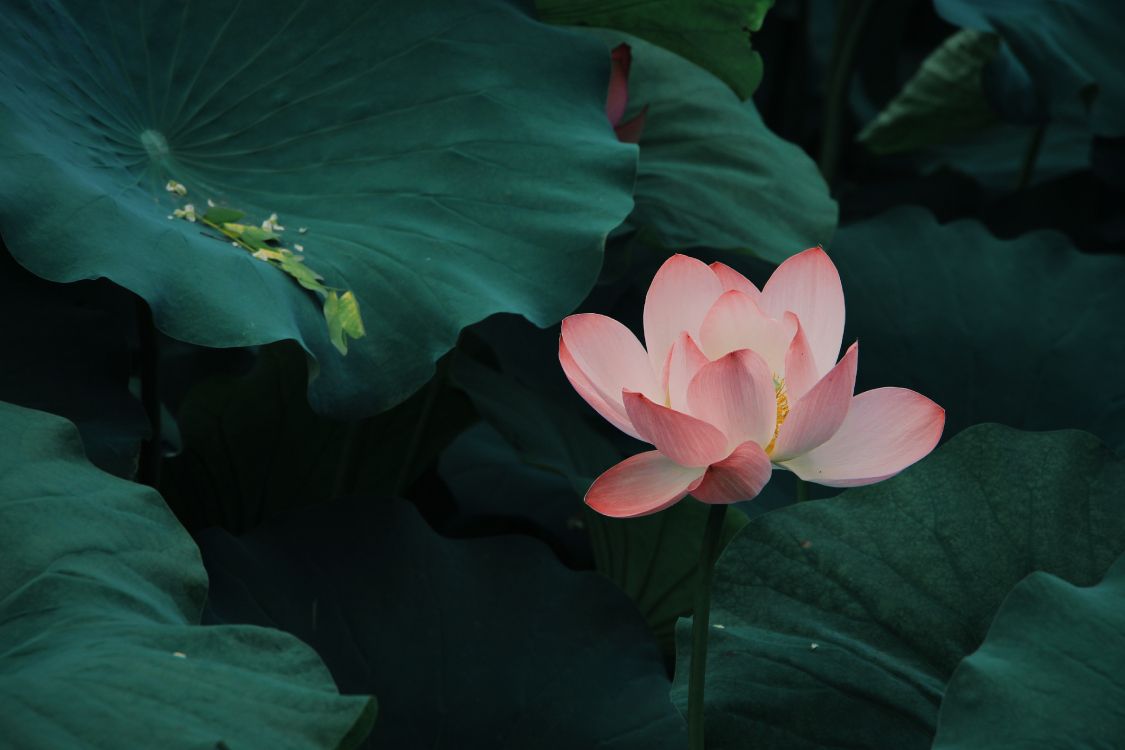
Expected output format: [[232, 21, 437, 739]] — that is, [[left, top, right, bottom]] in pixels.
[[668, 424, 1125, 749], [858, 29, 1001, 154], [536, 0, 775, 99], [587, 31, 837, 263], [935, 0, 1125, 136], [451, 350, 749, 657], [0, 0, 636, 418], [830, 206, 1125, 448], [0, 402, 375, 749], [0, 245, 148, 477], [199, 497, 687, 748], [161, 342, 474, 532], [933, 552, 1125, 748]]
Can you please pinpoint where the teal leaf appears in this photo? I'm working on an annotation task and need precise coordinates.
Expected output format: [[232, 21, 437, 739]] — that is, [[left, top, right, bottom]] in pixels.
[[0, 402, 375, 748], [829, 206, 1125, 449], [935, 0, 1125, 136], [200, 497, 687, 748], [670, 424, 1125, 749], [933, 552, 1125, 749], [858, 29, 1001, 154], [0, 0, 636, 417], [590, 31, 837, 263], [536, 0, 776, 99]]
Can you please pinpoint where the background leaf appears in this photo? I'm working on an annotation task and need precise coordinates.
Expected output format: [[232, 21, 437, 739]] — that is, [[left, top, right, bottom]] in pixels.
[[537, 0, 776, 99], [0, 0, 636, 418], [588, 30, 837, 263], [933, 552, 1125, 749], [200, 497, 687, 749], [0, 402, 375, 749], [670, 424, 1125, 749]]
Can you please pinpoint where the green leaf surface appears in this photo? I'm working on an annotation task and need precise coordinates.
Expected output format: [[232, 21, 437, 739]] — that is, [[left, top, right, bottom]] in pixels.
[[537, 0, 775, 99], [0, 0, 636, 418], [161, 342, 473, 532], [670, 424, 1125, 749], [199, 497, 687, 748], [935, 0, 1125, 136], [830, 206, 1125, 448], [0, 246, 148, 477], [0, 402, 375, 749], [933, 552, 1125, 749], [590, 31, 837, 263], [858, 29, 1000, 154]]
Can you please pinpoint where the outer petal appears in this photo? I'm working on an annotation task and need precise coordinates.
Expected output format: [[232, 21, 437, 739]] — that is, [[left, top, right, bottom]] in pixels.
[[613, 106, 647, 144], [779, 387, 945, 487], [760, 247, 845, 378], [560, 313, 660, 440], [782, 313, 819, 402], [698, 290, 797, 375], [606, 44, 631, 126], [643, 254, 725, 374], [586, 451, 706, 518], [710, 262, 761, 300], [686, 349, 776, 449], [663, 332, 709, 412], [623, 391, 730, 468], [692, 441, 772, 504], [771, 342, 858, 462]]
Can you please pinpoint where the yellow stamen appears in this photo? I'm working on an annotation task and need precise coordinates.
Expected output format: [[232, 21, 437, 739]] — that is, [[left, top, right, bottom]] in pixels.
[[765, 376, 789, 455]]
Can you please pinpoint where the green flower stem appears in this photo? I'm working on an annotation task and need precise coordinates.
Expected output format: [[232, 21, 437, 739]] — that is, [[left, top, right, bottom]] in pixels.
[[796, 478, 809, 503], [136, 299, 162, 488], [687, 502, 729, 750], [818, 0, 877, 184]]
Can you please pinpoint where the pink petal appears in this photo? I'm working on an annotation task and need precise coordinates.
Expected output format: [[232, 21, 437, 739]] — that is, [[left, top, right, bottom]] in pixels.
[[686, 349, 777, 449], [782, 314, 819, 402], [759, 247, 845, 379], [623, 391, 730, 467], [698, 290, 797, 375], [614, 105, 647, 144], [560, 314, 660, 441], [663, 332, 709, 412], [606, 44, 631, 126], [643, 254, 725, 374], [710, 262, 762, 300], [692, 441, 772, 504], [586, 451, 706, 518], [778, 387, 945, 487], [771, 342, 858, 462]]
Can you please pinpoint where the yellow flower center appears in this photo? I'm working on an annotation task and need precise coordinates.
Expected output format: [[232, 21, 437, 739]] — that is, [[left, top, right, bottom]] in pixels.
[[765, 376, 789, 455]]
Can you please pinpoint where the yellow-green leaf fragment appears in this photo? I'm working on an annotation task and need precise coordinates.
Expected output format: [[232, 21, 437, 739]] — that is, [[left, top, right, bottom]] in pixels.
[[277, 253, 327, 294], [324, 290, 365, 355], [202, 206, 246, 224]]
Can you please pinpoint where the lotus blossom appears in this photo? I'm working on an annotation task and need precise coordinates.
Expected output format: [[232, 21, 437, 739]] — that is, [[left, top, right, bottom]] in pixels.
[[559, 250, 944, 518], [606, 44, 647, 143]]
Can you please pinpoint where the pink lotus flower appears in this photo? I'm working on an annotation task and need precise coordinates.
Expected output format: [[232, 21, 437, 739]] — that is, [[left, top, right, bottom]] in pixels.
[[559, 250, 944, 518], [606, 44, 647, 144]]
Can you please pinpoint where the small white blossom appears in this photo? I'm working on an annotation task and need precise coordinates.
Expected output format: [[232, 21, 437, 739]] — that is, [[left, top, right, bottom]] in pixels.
[[298, 227, 308, 234], [207, 198, 217, 208], [165, 180, 188, 197], [262, 213, 285, 232], [294, 243, 304, 252], [172, 204, 197, 222]]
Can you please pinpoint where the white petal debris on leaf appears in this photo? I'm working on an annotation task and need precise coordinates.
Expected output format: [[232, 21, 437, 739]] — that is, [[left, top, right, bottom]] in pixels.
[[165, 183, 365, 354]]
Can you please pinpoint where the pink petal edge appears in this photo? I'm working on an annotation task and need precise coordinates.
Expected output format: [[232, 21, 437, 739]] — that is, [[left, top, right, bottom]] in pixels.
[[686, 348, 777, 450], [771, 342, 858, 462], [586, 451, 706, 518], [643, 254, 725, 375], [623, 391, 730, 468], [760, 247, 845, 379], [692, 440, 773, 504]]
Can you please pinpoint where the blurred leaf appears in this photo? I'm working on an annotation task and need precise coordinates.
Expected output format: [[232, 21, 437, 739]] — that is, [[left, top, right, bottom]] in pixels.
[[200, 497, 687, 749], [933, 552, 1125, 749], [858, 29, 1000, 154], [537, 0, 776, 99], [589, 31, 837, 263], [671, 424, 1125, 749], [201, 206, 245, 224], [0, 0, 635, 418], [830, 206, 1125, 449], [0, 402, 375, 749], [0, 247, 147, 477], [161, 342, 474, 532], [935, 0, 1125, 136]]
